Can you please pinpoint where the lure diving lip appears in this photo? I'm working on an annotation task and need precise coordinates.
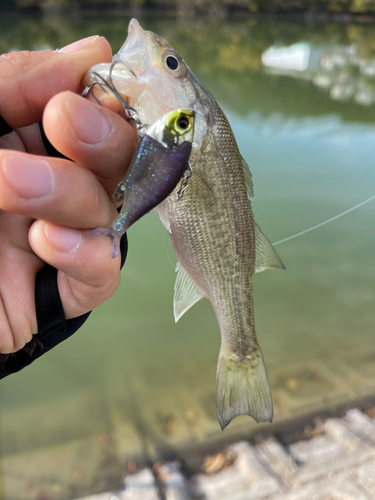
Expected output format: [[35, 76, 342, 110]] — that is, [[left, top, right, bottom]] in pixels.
[[91, 108, 195, 258]]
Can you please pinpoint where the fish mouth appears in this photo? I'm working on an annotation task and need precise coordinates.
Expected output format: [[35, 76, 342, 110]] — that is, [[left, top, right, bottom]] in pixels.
[[117, 18, 151, 76], [128, 18, 144, 37], [118, 18, 146, 53]]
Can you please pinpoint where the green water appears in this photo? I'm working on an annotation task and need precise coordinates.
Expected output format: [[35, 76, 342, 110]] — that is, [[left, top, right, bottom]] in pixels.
[[0, 14, 375, 499]]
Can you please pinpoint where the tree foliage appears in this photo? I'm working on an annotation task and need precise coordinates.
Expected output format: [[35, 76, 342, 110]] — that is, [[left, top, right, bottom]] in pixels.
[[1, 0, 375, 14]]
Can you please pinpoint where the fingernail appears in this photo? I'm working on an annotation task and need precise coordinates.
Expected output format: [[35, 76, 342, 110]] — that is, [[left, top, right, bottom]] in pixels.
[[58, 35, 99, 53], [67, 93, 111, 144], [46, 225, 82, 253], [3, 155, 54, 199]]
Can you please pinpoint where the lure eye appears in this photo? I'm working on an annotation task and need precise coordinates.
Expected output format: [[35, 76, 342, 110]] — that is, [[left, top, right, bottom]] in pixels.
[[174, 114, 192, 134], [164, 110, 193, 138], [166, 56, 179, 70], [177, 116, 189, 130]]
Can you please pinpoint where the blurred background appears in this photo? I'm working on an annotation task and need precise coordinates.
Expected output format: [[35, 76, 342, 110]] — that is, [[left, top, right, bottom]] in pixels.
[[0, 1, 375, 499]]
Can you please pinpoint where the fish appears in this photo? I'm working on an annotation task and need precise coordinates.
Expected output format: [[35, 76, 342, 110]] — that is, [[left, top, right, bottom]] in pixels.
[[83, 19, 285, 429], [91, 108, 194, 258]]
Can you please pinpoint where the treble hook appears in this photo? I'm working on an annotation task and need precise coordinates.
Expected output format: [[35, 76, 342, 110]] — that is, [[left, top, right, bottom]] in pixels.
[[89, 81, 107, 107], [177, 162, 192, 199], [89, 67, 146, 136], [87, 63, 149, 204], [110, 58, 137, 80], [108, 61, 146, 135]]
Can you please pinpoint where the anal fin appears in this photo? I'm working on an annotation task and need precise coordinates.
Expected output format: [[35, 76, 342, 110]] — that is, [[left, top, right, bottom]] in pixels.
[[155, 205, 171, 233], [174, 262, 203, 322], [255, 222, 285, 273]]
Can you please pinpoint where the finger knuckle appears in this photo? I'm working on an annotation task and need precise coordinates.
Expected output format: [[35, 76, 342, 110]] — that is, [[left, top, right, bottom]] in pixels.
[[0, 51, 35, 119], [74, 270, 120, 312], [0, 325, 15, 354], [0, 307, 34, 354], [0, 325, 30, 354], [0, 50, 32, 67], [85, 181, 113, 226], [0, 51, 33, 91]]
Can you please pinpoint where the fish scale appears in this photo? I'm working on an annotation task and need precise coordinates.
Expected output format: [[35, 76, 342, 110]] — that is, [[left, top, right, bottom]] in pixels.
[[84, 18, 285, 430], [160, 103, 263, 422]]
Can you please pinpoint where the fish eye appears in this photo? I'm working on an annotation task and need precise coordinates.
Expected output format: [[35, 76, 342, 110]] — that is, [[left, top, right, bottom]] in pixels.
[[166, 56, 179, 70], [162, 51, 186, 78]]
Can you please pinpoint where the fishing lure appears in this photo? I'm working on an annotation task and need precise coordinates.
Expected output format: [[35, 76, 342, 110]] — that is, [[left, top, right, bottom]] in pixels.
[[91, 108, 194, 258]]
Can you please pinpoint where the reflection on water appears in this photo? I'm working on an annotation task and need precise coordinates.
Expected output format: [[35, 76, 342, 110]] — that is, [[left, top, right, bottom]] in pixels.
[[262, 42, 375, 105], [0, 15, 375, 499]]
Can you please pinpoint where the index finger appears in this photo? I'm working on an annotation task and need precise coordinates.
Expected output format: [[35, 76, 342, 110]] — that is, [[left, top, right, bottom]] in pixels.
[[0, 36, 112, 129]]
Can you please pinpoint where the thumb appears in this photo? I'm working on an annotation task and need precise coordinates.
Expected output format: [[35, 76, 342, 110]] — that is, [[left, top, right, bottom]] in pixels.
[[0, 36, 112, 129]]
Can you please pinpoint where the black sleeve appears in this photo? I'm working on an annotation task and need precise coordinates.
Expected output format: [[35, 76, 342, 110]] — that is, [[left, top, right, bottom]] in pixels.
[[0, 118, 128, 379]]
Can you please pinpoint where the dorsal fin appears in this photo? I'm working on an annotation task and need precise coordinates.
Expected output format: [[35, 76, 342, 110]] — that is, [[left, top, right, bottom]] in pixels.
[[241, 156, 254, 200], [255, 223, 285, 273], [174, 262, 203, 322]]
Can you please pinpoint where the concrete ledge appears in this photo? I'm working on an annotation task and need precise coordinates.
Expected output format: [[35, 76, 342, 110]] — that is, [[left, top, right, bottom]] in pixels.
[[75, 408, 375, 500]]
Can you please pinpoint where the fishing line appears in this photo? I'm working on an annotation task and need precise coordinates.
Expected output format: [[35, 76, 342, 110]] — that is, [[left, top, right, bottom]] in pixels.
[[273, 194, 375, 246]]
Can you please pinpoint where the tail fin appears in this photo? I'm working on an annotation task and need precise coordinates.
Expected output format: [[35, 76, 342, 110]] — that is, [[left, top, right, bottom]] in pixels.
[[216, 348, 273, 430], [91, 227, 122, 259]]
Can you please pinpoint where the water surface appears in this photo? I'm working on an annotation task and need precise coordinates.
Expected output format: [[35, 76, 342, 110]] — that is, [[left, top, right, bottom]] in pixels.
[[0, 15, 374, 499]]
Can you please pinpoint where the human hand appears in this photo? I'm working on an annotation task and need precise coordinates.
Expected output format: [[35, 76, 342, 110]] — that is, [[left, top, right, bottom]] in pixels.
[[0, 36, 137, 354]]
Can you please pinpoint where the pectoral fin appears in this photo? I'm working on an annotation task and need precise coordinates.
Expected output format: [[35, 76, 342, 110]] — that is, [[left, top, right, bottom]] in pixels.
[[155, 205, 171, 233], [174, 262, 203, 322], [255, 223, 285, 273]]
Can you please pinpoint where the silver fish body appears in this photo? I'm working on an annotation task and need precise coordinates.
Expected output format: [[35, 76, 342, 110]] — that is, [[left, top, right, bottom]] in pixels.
[[159, 104, 283, 428], [84, 19, 284, 429]]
